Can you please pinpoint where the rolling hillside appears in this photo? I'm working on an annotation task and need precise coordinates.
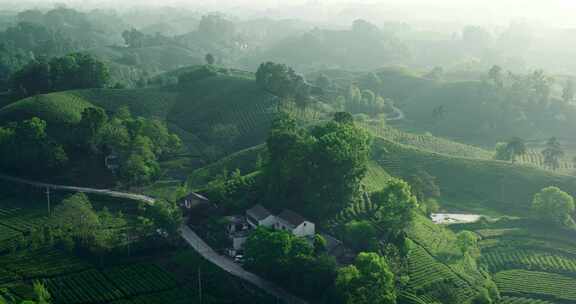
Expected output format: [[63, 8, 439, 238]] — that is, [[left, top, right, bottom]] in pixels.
[[371, 136, 576, 215], [3, 66, 575, 219]]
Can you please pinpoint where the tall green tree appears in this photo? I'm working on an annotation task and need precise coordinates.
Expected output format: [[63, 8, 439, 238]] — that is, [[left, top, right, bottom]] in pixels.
[[532, 186, 575, 229], [542, 137, 564, 170], [266, 111, 371, 217], [371, 179, 419, 235], [336, 252, 396, 304], [77, 107, 108, 149], [504, 137, 527, 163], [256, 62, 310, 106]]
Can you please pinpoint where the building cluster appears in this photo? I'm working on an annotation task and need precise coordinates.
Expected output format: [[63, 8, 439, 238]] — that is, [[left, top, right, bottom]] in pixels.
[[226, 204, 316, 256]]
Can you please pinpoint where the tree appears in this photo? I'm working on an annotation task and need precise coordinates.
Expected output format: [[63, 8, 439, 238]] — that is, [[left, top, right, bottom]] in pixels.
[[336, 252, 396, 304], [456, 230, 478, 256], [0, 117, 68, 171], [313, 234, 327, 255], [542, 137, 564, 170], [78, 107, 108, 149], [205, 53, 215, 65], [494, 142, 510, 161], [255, 62, 310, 106], [563, 79, 575, 103], [308, 119, 372, 215], [372, 179, 419, 235], [11, 60, 52, 96], [52, 193, 100, 231], [147, 199, 182, 235], [343, 220, 377, 252], [420, 198, 440, 217], [532, 186, 575, 229], [11, 53, 109, 98], [244, 227, 295, 278], [265, 112, 371, 217], [505, 137, 527, 163], [407, 170, 440, 202]]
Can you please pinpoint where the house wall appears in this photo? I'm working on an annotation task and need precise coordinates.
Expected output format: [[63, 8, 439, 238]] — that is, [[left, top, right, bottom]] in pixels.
[[275, 218, 295, 231], [259, 215, 278, 228], [293, 221, 315, 237], [233, 236, 247, 250]]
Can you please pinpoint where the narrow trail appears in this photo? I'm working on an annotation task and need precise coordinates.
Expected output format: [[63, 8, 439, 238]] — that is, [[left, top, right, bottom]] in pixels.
[[0, 173, 155, 204]]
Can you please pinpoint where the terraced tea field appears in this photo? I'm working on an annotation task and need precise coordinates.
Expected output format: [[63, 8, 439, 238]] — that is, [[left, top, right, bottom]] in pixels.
[[500, 296, 556, 304], [406, 242, 476, 304], [481, 249, 576, 274], [495, 270, 576, 302]]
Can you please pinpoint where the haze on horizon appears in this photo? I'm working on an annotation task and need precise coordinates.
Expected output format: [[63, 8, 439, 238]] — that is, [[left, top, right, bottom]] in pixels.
[[3, 0, 576, 28]]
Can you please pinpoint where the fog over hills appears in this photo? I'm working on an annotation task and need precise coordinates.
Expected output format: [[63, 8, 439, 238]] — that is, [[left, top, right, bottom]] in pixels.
[[5, 0, 576, 27]]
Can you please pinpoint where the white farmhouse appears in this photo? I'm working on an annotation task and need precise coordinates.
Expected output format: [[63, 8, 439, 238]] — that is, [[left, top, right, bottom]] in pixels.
[[275, 209, 315, 237], [246, 204, 276, 228], [226, 205, 317, 257]]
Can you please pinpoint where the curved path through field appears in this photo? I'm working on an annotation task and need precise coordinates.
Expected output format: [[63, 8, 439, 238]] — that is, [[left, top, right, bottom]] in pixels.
[[385, 103, 405, 121], [0, 173, 307, 304]]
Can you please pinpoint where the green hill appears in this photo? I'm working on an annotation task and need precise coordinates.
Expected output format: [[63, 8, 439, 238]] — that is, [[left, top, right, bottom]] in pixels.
[[0, 72, 279, 153], [372, 136, 576, 216], [0, 93, 94, 125], [168, 75, 279, 151]]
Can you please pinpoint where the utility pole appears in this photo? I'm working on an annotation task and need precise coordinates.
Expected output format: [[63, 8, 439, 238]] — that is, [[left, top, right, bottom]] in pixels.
[[198, 265, 202, 304], [45, 187, 51, 217]]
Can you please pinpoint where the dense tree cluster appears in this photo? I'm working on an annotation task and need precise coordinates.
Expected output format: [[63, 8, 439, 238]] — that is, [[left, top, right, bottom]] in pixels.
[[371, 179, 419, 237], [542, 137, 564, 170], [204, 169, 258, 212], [11, 53, 110, 98], [335, 252, 396, 304], [98, 107, 182, 186], [265, 111, 372, 218], [532, 186, 575, 229], [0, 106, 181, 186], [494, 137, 527, 163], [122, 28, 175, 49], [345, 85, 388, 115], [256, 62, 311, 106], [0, 117, 68, 172], [244, 227, 338, 301]]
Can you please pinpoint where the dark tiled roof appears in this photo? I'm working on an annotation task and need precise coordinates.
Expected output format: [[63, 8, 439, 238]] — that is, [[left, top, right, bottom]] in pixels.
[[183, 192, 209, 202], [277, 209, 307, 227], [246, 204, 272, 221]]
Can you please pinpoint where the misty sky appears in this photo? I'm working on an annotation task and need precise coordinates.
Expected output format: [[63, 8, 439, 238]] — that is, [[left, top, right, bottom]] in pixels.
[[4, 0, 576, 27]]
